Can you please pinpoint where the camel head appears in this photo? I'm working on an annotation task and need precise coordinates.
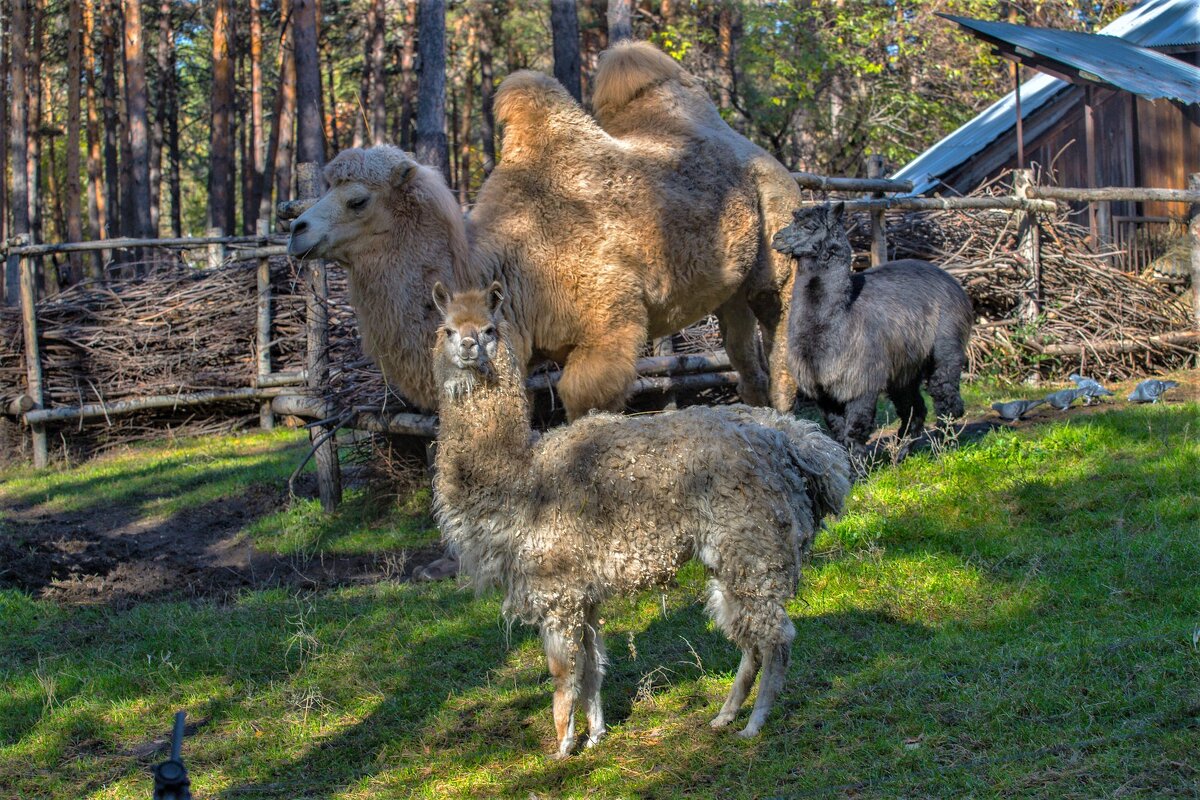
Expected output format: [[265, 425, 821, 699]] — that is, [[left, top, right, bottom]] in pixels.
[[288, 145, 462, 270], [771, 202, 850, 266], [432, 281, 506, 397]]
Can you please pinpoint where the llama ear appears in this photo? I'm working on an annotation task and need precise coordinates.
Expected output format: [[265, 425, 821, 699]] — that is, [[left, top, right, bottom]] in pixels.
[[831, 201, 845, 220], [487, 281, 504, 315], [391, 162, 418, 189], [431, 282, 451, 316]]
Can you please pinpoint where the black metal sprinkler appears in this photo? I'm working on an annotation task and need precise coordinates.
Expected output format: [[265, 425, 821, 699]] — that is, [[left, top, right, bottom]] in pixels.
[[152, 711, 192, 800]]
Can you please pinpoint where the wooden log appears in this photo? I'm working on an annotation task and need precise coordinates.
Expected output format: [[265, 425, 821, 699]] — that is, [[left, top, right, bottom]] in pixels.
[[1190, 173, 1199, 332], [867, 155, 887, 266], [791, 171, 913, 194], [256, 218, 274, 430], [22, 386, 288, 424], [1014, 169, 1042, 322], [231, 244, 288, 259], [4, 233, 280, 257], [1027, 185, 1200, 204], [255, 370, 308, 387], [653, 336, 678, 411], [524, 351, 732, 391], [5, 394, 34, 416], [270, 394, 438, 438], [276, 197, 316, 220], [630, 371, 739, 395], [19, 254, 48, 467], [1028, 330, 1200, 357], [816, 196, 1058, 214], [298, 161, 342, 511]]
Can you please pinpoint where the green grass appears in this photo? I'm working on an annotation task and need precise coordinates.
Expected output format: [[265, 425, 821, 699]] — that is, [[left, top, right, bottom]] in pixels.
[[1, 400, 1198, 798]]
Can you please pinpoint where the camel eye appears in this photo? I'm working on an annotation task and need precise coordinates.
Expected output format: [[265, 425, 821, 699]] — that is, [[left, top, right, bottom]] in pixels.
[[347, 196, 369, 211]]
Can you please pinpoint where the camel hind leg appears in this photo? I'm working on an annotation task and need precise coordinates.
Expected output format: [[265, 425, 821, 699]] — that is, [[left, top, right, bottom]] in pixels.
[[715, 295, 771, 407], [748, 286, 798, 413]]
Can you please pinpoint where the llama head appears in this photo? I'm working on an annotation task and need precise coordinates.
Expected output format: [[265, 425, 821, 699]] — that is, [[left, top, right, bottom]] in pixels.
[[432, 281, 507, 398], [288, 145, 463, 269], [771, 203, 851, 267]]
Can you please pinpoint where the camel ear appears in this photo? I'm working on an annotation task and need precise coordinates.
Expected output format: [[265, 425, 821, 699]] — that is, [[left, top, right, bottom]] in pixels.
[[487, 281, 504, 315], [431, 282, 451, 316], [391, 162, 418, 189]]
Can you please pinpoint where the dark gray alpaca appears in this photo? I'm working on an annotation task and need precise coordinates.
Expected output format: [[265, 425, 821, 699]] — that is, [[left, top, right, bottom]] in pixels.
[[773, 203, 973, 449]]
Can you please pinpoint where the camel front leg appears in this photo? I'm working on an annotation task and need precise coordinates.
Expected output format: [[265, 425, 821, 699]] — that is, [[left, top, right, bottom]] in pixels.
[[557, 320, 645, 421], [543, 625, 584, 758], [715, 295, 771, 408]]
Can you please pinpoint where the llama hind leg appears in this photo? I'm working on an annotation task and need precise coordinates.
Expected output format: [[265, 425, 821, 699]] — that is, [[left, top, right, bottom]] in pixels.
[[927, 341, 966, 421], [740, 626, 794, 739], [581, 606, 608, 747], [711, 648, 761, 729], [889, 380, 927, 441], [543, 624, 584, 758], [706, 580, 763, 728], [716, 296, 771, 407]]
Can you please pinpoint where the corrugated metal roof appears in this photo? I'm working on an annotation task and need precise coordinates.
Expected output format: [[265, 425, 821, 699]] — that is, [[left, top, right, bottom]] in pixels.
[[942, 15, 1200, 104], [894, 0, 1200, 195]]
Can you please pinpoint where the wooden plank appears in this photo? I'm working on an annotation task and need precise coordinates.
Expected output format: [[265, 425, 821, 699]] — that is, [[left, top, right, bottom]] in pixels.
[[809, 196, 1057, 213], [791, 171, 913, 193], [867, 155, 887, 266], [1028, 186, 1200, 203]]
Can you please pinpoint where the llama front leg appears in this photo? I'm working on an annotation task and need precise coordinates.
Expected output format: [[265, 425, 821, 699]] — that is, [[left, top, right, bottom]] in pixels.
[[716, 295, 771, 407], [581, 606, 608, 747], [543, 625, 584, 758]]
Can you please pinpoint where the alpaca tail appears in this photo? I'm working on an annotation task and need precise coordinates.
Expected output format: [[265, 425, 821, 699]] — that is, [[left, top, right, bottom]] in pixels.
[[720, 406, 852, 522]]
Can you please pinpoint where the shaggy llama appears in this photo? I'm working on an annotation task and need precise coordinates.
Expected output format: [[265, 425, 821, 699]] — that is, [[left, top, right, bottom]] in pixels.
[[773, 203, 973, 449], [430, 283, 850, 756], [288, 41, 801, 419]]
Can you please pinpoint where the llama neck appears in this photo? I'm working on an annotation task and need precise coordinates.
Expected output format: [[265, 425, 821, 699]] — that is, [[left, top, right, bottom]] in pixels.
[[792, 254, 852, 335], [435, 346, 534, 479]]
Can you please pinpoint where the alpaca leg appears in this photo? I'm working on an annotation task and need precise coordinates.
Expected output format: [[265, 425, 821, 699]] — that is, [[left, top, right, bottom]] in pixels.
[[581, 606, 607, 747], [543, 625, 584, 758], [927, 343, 966, 421], [557, 322, 644, 421], [890, 381, 927, 441], [711, 648, 761, 729], [739, 634, 794, 739], [716, 296, 771, 407]]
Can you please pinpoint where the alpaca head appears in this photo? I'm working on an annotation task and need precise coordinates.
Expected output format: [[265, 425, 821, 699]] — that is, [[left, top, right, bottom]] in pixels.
[[771, 203, 851, 267], [288, 145, 463, 270], [432, 281, 507, 399]]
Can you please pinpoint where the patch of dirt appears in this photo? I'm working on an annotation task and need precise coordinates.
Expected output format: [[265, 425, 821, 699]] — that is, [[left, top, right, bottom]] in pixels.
[[0, 479, 443, 607]]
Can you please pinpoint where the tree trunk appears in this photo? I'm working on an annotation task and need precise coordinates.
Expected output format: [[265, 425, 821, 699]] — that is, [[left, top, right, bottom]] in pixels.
[[324, 47, 338, 153], [115, 1, 134, 243], [457, 19, 474, 203], [150, 0, 172, 237], [550, 0, 581, 103], [164, 4, 181, 237], [100, 0, 120, 240], [82, 0, 105, 275], [209, 0, 235, 234], [249, 0, 265, 226], [6, 0, 28, 305], [607, 0, 632, 43], [293, 0, 325, 168], [267, 0, 296, 213], [27, 0, 40, 247], [122, 0, 153, 241], [415, 0, 448, 182], [368, 0, 386, 145], [397, 0, 417, 150], [477, 1, 495, 174], [0, 0, 9, 251]]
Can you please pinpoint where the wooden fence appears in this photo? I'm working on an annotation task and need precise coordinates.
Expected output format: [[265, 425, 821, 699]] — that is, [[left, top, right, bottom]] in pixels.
[[4, 166, 1198, 517]]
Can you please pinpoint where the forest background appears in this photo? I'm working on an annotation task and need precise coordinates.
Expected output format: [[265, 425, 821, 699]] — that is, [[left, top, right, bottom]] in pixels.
[[0, 0, 1127, 302]]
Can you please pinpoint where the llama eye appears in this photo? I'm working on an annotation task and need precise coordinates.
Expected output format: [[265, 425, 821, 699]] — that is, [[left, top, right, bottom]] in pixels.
[[482, 326, 495, 336], [347, 196, 369, 211]]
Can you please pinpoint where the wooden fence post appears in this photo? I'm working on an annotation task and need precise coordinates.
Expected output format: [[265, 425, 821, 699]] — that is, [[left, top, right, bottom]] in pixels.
[[652, 336, 677, 412], [867, 154, 888, 266], [1013, 168, 1042, 322], [1190, 173, 1200, 332], [206, 226, 225, 269], [297, 162, 342, 510], [256, 218, 275, 430], [19, 251, 48, 467]]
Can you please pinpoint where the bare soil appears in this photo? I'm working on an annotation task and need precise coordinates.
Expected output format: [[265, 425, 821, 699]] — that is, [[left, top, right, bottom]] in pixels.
[[0, 477, 442, 607]]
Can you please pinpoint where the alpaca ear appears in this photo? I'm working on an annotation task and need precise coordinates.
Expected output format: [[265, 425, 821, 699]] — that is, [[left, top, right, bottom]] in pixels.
[[487, 281, 504, 315], [391, 162, 418, 189], [431, 282, 451, 316]]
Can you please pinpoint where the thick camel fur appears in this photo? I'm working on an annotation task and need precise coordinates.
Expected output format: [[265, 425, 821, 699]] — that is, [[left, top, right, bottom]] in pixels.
[[288, 42, 799, 419], [592, 41, 803, 411], [430, 284, 850, 756], [773, 203, 974, 449]]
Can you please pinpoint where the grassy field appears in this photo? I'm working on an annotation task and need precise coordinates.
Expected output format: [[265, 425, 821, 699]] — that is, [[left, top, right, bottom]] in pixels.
[[1, 388, 1198, 798]]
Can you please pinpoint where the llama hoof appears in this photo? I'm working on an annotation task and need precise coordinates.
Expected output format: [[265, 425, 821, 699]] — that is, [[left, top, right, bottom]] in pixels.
[[736, 725, 762, 739], [710, 713, 735, 729], [584, 730, 606, 749], [553, 737, 577, 759], [414, 555, 459, 581]]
